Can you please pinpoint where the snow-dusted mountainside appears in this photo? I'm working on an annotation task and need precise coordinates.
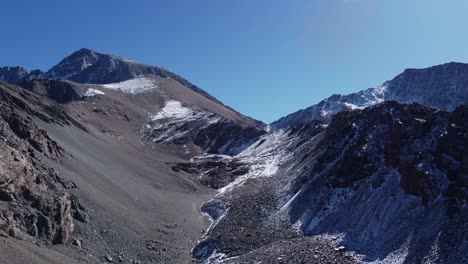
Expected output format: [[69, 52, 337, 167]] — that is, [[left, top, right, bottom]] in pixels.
[[272, 62, 468, 130], [0, 49, 266, 154], [29, 74, 264, 156], [46, 48, 227, 106], [144, 100, 263, 155], [193, 102, 468, 264]]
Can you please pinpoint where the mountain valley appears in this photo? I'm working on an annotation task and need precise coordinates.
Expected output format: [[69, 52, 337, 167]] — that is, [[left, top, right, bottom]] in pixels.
[[0, 49, 466, 264]]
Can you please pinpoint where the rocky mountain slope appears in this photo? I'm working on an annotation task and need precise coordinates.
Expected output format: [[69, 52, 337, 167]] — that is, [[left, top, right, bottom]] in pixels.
[[193, 102, 467, 264], [0, 81, 89, 261], [0, 49, 265, 263], [1, 49, 265, 155], [271, 62, 468, 129]]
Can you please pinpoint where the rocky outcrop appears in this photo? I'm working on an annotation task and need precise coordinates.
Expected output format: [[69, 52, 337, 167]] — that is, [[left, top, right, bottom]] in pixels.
[[144, 103, 265, 155], [173, 155, 250, 189], [18, 79, 83, 103], [310, 102, 467, 204], [0, 66, 29, 83], [0, 67, 46, 84], [193, 121, 265, 155], [0, 87, 87, 245], [1, 111, 63, 158]]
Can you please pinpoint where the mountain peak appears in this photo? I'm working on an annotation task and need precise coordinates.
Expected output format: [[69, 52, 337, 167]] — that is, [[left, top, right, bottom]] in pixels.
[[0, 66, 29, 83], [47, 48, 101, 79], [76, 47, 96, 53], [46, 48, 160, 84]]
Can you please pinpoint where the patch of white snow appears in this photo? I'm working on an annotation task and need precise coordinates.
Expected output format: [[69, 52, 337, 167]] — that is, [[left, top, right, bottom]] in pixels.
[[151, 100, 193, 121], [102, 77, 159, 94], [85, 88, 105, 97]]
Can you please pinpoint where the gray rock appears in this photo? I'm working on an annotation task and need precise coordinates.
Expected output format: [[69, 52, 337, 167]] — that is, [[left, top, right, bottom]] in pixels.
[[105, 255, 113, 262], [72, 238, 82, 248]]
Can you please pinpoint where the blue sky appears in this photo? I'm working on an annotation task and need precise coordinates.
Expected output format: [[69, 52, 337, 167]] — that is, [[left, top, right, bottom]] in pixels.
[[1, 0, 468, 123]]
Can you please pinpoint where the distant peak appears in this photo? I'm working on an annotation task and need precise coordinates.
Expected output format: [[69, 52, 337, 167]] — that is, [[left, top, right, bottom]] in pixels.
[[74, 48, 98, 54], [0, 65, 27, 71], [67, 48, 100, 60]]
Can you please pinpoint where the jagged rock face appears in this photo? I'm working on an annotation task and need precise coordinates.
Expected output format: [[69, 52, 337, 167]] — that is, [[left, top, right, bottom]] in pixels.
[[0, 81, 87, 130], [18, 79, 83, 103], [2, 112, 63, 158], [0, 82, 87, 246], [309, 102, 466, 201], [387, 62, 468, 110], [0, 106, 86, 244], [285, 103, 468, 263], [146, 116, 264, 155], [0, 67, 46, 84], [0, 66, 29, 83], [47, 48, 100, 80], [173, 155, 250, 189], [271, 62, 468, 130], [27, 69, 46, 80], [193, 121, 266, 155]]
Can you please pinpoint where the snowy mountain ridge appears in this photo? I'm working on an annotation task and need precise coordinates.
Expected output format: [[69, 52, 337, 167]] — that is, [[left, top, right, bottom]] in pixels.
[[101, 77, 161, 94], [0, 48, 232, 109], [272, 62, 468, 129]]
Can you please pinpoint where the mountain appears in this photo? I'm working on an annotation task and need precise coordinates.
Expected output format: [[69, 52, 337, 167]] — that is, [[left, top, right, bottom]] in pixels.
[[1, 48, 265, 155], [0, 48, 233, 109], [271, 62, 468, 129], [82, 76, 265, 155], [0, 66, 29, 83], [0, 66, 46, 83], [46, 48, 226, 106], [0, 49, 265, 264], [0, 49, 466, 264]]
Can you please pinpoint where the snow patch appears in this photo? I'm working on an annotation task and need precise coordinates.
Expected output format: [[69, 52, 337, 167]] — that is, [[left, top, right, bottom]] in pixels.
[[85, 88, 105, 97], [102, 77, 159, 94], [216, 130, 288, 196], [144, 100, 222, 145], [151, 100, 193, 121]]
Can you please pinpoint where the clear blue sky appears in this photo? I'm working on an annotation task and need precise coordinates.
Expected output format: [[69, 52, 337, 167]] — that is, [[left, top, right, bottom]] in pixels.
[[1, 0, 468, 123]]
